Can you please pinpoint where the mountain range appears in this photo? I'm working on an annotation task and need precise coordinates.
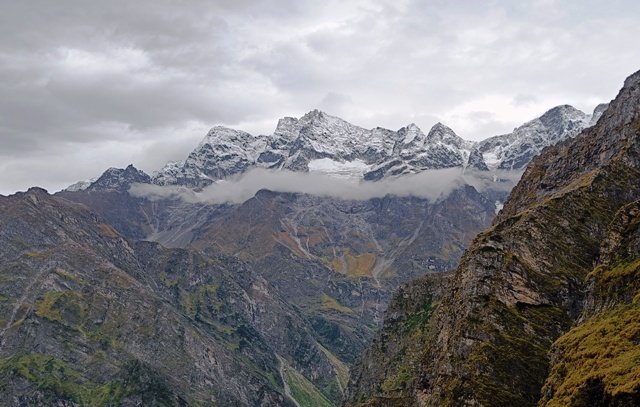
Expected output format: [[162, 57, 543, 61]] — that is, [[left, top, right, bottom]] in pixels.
[[67, 103, 606, 191], [2, 66, 636, 407]]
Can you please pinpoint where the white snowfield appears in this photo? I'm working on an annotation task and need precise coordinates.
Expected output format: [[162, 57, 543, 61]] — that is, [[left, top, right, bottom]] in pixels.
[[307, 158, 371, 179]]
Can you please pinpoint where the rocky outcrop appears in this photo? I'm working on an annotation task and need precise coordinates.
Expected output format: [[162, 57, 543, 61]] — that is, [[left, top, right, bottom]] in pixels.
[[0, 188, 341, 406], [88, 164, 151, 192], [345, 70, 640, 406], [540, 199, 640, 406], [345, 272, 452, 406], [467, 148, 489, 171]]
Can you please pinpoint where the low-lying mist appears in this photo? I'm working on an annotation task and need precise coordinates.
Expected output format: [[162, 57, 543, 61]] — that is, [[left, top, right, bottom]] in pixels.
[[129, 167, 523, 204]]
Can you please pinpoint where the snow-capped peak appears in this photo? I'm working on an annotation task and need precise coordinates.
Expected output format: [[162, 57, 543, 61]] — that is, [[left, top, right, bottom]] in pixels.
[[64, 176, 98, 192], [589, 103, 609, 126], [65, 103, 608, 191], [478, 103, 604, 170], [426, 122, 469, 148], [400, 123, 423, 145], [86, 164, 151, 192]]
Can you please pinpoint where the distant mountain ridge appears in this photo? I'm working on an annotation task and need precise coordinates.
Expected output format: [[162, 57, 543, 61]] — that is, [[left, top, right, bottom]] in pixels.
[[66, 103, 607, 192], [477, 104, 608, 170]]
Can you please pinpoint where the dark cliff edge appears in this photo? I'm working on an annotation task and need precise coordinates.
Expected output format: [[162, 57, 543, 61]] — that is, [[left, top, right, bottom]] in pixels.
[[345, 70, 640, 406]]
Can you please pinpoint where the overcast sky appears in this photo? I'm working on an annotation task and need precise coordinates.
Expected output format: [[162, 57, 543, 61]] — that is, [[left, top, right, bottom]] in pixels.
[[1, 0, 639, 194]]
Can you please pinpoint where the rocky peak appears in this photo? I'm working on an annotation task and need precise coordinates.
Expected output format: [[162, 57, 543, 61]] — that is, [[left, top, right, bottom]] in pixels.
[[538, 104, 587, 126], [196, 126, 259, 154], [161, 127, 264, 187], [64, 177, 98, 192], [13, 187, 51, 205], [300, 108, 328, 123], [396, 123, 424, 145], [478, 104, 593, 170], [296, 110, 368, 145], [26, 186, 49, 195], [467, 148, 489, 171], [273, 116, 301, 141], [589, 102, 610, 126], [624, 68, 640, 87], [426, 122, 460, 143], [88, 164, 151, 192]]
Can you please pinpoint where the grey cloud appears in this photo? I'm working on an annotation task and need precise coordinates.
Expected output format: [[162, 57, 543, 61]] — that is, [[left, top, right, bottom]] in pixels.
[[2, 0, 640, 194], [512, 94, 539, 107], [129, 168, 522, 205], [317, 92, 354, 116]]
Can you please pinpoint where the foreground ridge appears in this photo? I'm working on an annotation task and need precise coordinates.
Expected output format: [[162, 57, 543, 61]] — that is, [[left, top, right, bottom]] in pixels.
[[345, 70, 640, 406]]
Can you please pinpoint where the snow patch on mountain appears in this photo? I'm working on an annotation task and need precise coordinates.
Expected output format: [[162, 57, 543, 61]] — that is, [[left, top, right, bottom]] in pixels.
[[65, 176, 98, 192], [308, 158, 371, 179]]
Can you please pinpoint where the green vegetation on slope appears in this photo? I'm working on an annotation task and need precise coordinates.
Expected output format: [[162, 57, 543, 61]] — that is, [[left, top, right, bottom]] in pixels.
[[281, 358, 334, 407], [542, 303, 640, 406], [318, 344, 350, 390], [0, 354, 178, 406], [320, 293, 354, 314]]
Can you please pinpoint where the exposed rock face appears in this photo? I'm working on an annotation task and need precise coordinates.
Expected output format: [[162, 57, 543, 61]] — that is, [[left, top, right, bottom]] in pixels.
[[539, 199, 640, 406], [346, 272, 452, 406], [467, 148, 490, 171], [345, 70, 640, 406], [88, 164, 151, 192], [154, 127, 262, 186], [0, 188, 345, 406]]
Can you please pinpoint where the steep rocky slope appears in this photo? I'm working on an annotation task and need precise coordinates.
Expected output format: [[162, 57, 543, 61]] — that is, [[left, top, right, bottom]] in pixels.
[[540, 199, 640, 406], [57, 182, 499, 405], [345, 71, 640, 406], [345, 272, 452, 406], [0, 188, 350, 406]]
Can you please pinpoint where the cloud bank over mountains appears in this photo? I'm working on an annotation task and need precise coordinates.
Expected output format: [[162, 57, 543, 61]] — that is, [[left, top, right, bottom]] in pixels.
[[129, 167, 522, 204], [2, 0, 639, 194]]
